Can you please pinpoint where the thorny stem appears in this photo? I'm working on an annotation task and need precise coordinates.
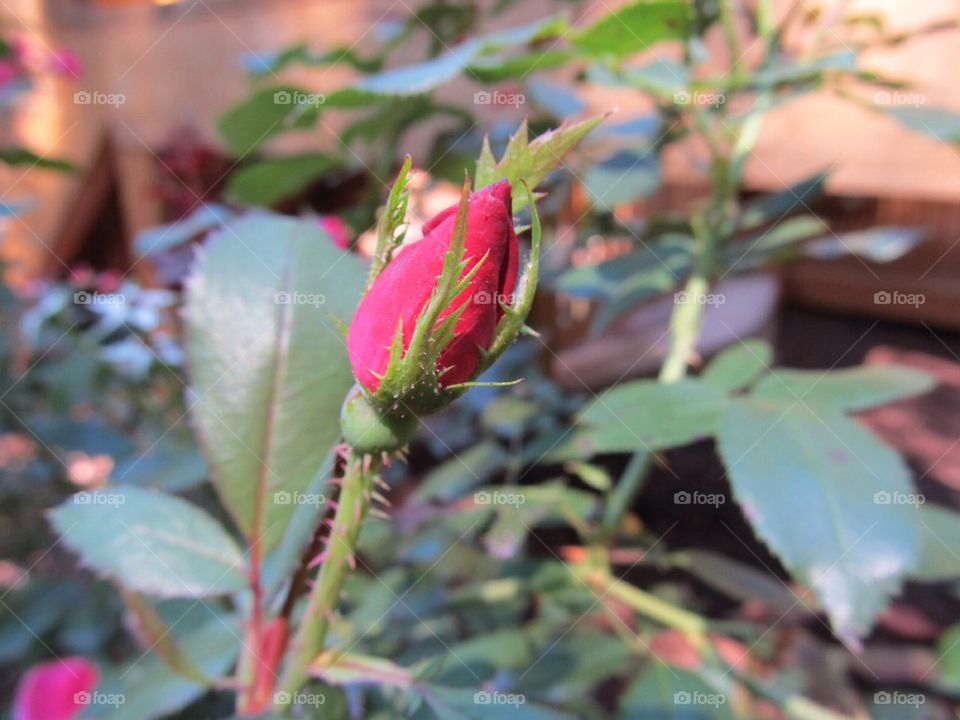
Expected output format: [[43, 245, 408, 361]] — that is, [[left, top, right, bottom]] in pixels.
[[275, 450, 383, 707]]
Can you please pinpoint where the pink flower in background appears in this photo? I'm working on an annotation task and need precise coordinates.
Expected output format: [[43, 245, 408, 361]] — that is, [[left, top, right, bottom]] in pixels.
[[13, 657, 100, 720], [50, 50, 83, 78], [96, 269, 123, 294], [0, 60, 19, 88], [319, 216, 351, 250]]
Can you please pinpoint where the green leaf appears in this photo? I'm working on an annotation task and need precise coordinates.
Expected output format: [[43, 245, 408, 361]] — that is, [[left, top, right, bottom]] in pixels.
[[554, 235, 691, 300], [884, 106, 960, 144], [225, 152, 340, 206], [413, 440, 509, 503], [618, 663, 733, 719], [751, 365, 936, 412], [752, 51, 858, 89], [937, 624, 960, 691], [133, 204, 233, 256], [474, 116, 607, 210], [553, 234, 692, 333], [701, 340, 773, 392], [527, 77, 586, 118], [575, 378, 726, 454], [803, 226, 923, 263], [619, 57, 690, 96], [95, 609, 240, 720], [721, 215, 828, 272], [217, 84, 326, 157], [468, 50, 575, 83], [676, 549, 810, 615], [717, 396, 919, 639], [312, 651, 414, 688], [359, 47, 469, 95], [424, 685, 575, 720], [354, 15, 569, 97], [49, 487, 247, 598], [583, 149, 661, 209], [912, 504, 960, 581], [739, 171, 829, 230], [113, 440, 208, 493], [119, 589, 210, 684], [184, 215, 367, 553], [574, 0, 689, 58], [0, 146, 75, 172], [248, 42, 385, 75]]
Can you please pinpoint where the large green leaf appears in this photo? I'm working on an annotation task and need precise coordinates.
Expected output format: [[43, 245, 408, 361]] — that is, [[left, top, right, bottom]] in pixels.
[[184, 215, 367, 553], [576, 378, 726, 454], [49, 487, 247, 598], [717, 396, 919, 639], [225, 152, 340, 206], [751, 365, 935, 412], [573, 0, 690, 58]]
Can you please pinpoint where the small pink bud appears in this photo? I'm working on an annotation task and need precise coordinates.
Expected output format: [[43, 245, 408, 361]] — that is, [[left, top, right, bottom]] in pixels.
[[13, 657, 99, 720], [319, 216, 351, 250]]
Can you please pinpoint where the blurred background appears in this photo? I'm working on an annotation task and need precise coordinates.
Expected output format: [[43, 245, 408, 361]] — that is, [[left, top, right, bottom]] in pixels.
[[2, 0, 960, 718]]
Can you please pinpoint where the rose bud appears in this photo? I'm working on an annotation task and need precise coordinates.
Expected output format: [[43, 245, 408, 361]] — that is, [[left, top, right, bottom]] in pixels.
[[341, 176, 539, 454], [349, 180, 518, 386]]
